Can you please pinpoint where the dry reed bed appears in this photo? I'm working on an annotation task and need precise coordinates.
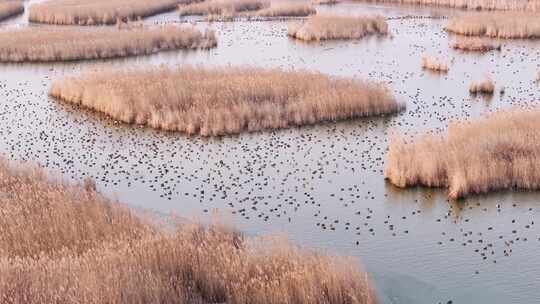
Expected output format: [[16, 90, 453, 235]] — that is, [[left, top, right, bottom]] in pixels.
[[385, 109, 540, 199], [0, 159, 376, 304], [313, 0, 338, 4], [49, 66, 401, 136], [356, 0, 540, 11], [28, 0, 181, 25], [254, 2, 315, 17], [0, 1, 23, 21], [179, 0, 315, 19], [469, 77, 494, 94], [421, 56, 449, 72], [0, 25, 216, 62], [287, 15, 388, 41], [450, 37, 501, 52], [446, 12, 540, 39], [178, 0, 268, 16]]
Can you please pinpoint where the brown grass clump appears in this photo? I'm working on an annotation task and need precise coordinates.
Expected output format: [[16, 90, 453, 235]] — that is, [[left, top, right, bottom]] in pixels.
[[450, 37, 501, 52], [0, 158, 376, 304], [179, 0, 314, 19], [385, 109, 540, 199], [28, 0, 181, 25], [421, 56, 449, 72], [469, 77, 495, 94], [446, 12, 540, 39], [178, 0, 268, 16], [356, 0, 540, 11], [253, 2, 315, 17], [0, 25, 216, 62], [0, 1, 23, 21], [0, 161, 150, 260], [49, 66, 401, 136], [287, 15, 388, 41], [313, 0, 338, 4]]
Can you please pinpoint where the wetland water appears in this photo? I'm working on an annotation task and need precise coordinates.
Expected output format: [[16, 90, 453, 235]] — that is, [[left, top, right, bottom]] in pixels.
[[1, 2, 540, 303]]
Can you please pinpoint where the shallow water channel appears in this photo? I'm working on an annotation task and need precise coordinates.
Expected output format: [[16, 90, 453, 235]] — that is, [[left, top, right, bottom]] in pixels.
[[1, 2, 540, 303]]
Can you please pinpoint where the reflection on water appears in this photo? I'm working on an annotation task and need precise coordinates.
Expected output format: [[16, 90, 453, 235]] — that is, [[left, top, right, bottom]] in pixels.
[[1, 2, 540, 303]]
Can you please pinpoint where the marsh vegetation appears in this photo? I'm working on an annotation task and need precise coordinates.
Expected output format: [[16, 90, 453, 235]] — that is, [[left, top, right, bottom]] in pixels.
[[178, 0, 268, 16], [28, 0, 181, 25], [0, 0, 23, 21], [421, 56, 449, 72], [253, 2, 315, 17], [0, 159, 375, 304], [0, 25, 216, 62], [385, 109, 540, 199], [469, 77, 495, 94], [49, 66, 401, 136], [355, 0, 540, 11], [446, 12, 540, 39], [312, 0, 338, 4], [287, 15, 388, 41], [179, 0, 315, 19], [450, 37, 502, 52]]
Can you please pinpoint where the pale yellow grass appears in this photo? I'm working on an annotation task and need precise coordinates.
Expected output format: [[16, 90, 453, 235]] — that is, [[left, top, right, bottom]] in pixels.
[[0, 158, 376, 304], [178, 0, 268, 16], [28, 0, 181, 25], [421, 56, 449, 72], [0, 25, 216, 62], [288, 15, 388, 41], [446, 12, 540, 39], [179, 0, 314, 19], [313, 0, 338, 4], [385, 109, 540, 199], [355, 0, 540, 11], [0, 1, 23, 21], [254, 2, 315, 17], [49, 66, 401, 136], [450, 37, 501, 52], [469, 77, 495, 94]]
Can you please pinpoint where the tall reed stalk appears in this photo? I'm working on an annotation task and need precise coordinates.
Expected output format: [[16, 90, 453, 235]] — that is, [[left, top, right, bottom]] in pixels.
[[29, 0, 182, 25], [0, 1, 23, 21], [288, 15, 388, 41], [446, 12, 540, 39], [385, 109, 540, 199], [0, 25, 216, 62], [50, 66, 402, 136], [0, 158, 376, 304], [355, 0, 540, 11]]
